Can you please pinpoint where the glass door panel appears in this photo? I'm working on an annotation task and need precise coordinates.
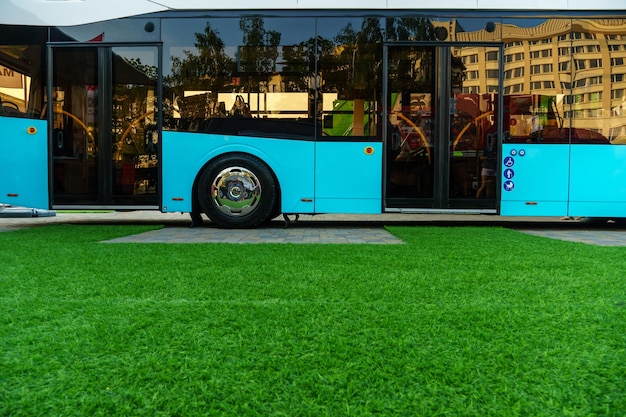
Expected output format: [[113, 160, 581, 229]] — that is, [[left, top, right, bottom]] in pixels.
[[385, 44, 500, 211], [386, 45, 437, 207], [51, 45, 159, 207], [51, 47, 99, 204], [449, 46, 499, 208], [111, 46, 158, 204]]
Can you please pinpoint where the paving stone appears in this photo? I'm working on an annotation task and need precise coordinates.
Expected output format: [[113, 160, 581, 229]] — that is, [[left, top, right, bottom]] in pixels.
[[103, 226, 405, 244], [3, 211, 626, 246]]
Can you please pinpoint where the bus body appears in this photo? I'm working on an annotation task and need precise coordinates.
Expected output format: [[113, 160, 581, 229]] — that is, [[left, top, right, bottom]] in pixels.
[[2, 1, 626, 227]]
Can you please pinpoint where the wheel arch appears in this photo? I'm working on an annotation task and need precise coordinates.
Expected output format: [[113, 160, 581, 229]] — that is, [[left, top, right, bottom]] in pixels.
[[191, 150, 282, 221]]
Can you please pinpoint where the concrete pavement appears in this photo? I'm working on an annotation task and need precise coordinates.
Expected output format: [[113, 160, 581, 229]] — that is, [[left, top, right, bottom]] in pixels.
[[1, 209, 626, 246]]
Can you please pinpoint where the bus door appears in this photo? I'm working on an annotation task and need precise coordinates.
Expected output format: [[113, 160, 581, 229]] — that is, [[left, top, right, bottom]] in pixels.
[[0, 33, 49, 211], [48, 45, 160, 208], [384, 44, 501, 212]]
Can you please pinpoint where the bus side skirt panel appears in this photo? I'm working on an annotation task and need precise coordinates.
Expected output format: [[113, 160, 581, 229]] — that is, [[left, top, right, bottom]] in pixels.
[[500, 144, 569, 217], [0, 117, 49, 210], [569, 145, 626, 218], [314, 141, 382, 214], [161, 131, 315, 214]]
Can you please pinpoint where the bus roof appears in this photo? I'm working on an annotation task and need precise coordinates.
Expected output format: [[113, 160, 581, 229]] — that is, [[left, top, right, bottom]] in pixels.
[[2, 0, 624, 27]]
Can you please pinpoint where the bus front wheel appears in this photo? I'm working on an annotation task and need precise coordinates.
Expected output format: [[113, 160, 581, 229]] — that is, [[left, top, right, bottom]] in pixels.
[[197, 154, 277, 228]]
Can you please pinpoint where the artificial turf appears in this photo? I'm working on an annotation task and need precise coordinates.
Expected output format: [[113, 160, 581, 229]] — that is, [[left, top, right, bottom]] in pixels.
[[1, 224, 625, 416]]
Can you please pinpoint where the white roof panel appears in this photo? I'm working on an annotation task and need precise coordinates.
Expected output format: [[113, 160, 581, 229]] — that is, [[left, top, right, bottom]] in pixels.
[[566, 0, 626, 9], [387, 0, 480, 9], [1, 0, 165, 26], [155, 0, 626, 10], [2, 0, 626, 26]]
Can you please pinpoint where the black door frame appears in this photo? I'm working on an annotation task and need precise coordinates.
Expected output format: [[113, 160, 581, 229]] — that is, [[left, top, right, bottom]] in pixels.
[[382, 41, 503, 212], [47, 42, 163, 209]]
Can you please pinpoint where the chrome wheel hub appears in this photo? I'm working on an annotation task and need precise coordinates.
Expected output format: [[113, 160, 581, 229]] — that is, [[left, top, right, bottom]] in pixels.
[[211, 166, 261, 216]]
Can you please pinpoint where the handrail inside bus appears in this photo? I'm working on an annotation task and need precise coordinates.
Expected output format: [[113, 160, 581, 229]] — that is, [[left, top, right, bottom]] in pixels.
[[394, 112, 431, 163], [115, 110, 155, 161], [452, 111, 493, 151], [55, 109, 95, 144]]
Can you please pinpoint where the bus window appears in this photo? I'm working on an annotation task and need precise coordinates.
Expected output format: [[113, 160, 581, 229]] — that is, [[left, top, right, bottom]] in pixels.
[[163, 17, 317, 139], [572, 18, 623, 145], [0, 45, 44, 119], [318, 18, 382, 139], [501, 17, 614, 145]]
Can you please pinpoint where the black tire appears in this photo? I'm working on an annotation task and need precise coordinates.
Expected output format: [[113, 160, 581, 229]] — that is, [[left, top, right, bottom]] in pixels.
[[196, 153, 277, 228]]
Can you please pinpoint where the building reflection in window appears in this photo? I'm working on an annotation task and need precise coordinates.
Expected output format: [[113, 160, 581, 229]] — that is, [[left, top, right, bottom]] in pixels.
[[456, 17, 626, 144]]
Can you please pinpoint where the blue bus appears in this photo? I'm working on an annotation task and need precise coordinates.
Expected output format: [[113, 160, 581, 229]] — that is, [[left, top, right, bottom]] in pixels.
[[1, 1, 626, 227]]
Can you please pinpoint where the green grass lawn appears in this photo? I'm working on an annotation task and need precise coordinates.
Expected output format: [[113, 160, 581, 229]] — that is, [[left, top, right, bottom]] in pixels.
[[1, 224, 625, 416]]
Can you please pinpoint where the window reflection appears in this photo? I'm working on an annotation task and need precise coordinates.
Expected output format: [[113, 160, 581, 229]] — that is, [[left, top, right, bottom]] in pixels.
[[447, 17, 626, 144], [0, 44, 44, 119], [163, 18, 317, 138], [317, 18, 384, 138], [431, 18, 502, 42], [159, 15, 626, 144], [497, 18, 626, 144], [384, 17, 502, 42], [163, 17, 389, 139], [455, 45, 501, 94], [384, 16, 445, 43], [570, 20, 626, 143], [111, 47, 159, 200]]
